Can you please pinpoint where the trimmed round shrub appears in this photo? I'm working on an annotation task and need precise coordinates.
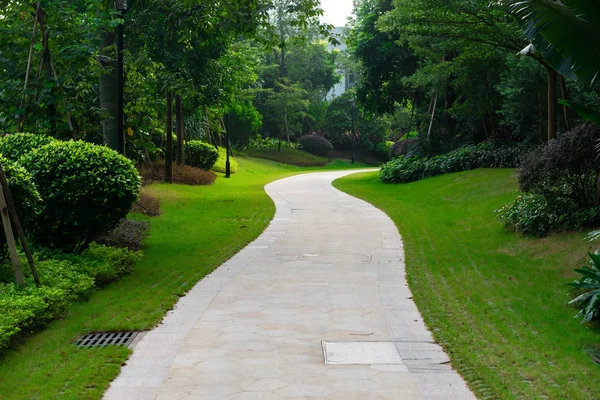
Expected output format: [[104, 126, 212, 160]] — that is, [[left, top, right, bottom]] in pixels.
[[20, 141, 141, 252], [0, 133, 56, 162], [186, 140, 219, 170], [391, 138, 419, 158], [518, 123, 600, 208], [298, 135, 333, 157]]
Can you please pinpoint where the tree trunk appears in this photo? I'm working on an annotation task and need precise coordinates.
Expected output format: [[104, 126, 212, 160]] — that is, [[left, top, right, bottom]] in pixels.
[[164, 91, 173, 183], [0, 182, 24, 287], [547, 67, 557, 141], [427, 91, 438, 139], [0, 165, 40, 286], [99, 29, 118, 150], [175, 94, 183, 165], [559, 74, 571, 132]]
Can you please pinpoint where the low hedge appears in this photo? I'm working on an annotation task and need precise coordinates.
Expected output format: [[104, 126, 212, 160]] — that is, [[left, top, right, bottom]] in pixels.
[[380, 142, 525, 184], [186, 141, 219, 170], [0, 244, 139, 349]]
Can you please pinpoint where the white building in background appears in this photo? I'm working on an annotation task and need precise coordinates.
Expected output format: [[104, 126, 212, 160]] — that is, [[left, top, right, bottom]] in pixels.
[[326, 27, 355, 101]]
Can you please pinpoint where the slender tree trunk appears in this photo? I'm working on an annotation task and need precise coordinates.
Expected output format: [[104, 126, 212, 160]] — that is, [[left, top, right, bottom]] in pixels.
[[559, 74, 571, 132], [99, 29, 118, 150], [427, 91, 438, 139], [547, 67, 557, 141], [17, 2, 41, 132], [164, 91, 173, 183], [175, 94, 183, 165]]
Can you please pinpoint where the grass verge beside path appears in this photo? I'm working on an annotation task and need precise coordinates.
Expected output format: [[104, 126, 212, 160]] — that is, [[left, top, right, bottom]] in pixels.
[[334, 169, 600, 399], [247, 147, 330, 166], [0, 157, 370, 399]]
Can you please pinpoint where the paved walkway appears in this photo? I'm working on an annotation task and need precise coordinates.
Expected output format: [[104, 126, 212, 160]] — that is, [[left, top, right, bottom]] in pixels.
[[104, 170, 475, 400]]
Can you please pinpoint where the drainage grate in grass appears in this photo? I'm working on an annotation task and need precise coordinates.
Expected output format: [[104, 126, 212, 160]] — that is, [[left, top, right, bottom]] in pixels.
[[75, 332, 139, 348]]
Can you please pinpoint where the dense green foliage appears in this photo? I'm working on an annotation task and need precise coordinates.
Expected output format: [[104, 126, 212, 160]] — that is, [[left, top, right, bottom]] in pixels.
[[20, 141, 141, 252], [0, 244, 139, 350], [496, 124, 600, 237], [496, 193, 588, 237], [346, 0, 600, 147], [380, 142, 524, 183], [186, 141, 219, 170], [518, 124, 600, 208], [0, 133, 56, 162]]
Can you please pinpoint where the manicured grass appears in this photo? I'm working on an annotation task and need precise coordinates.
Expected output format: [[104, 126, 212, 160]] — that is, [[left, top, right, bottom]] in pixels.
[[0, 157, 316, 399], [334, 169, 600, 399], [247, 147, 329, 166]]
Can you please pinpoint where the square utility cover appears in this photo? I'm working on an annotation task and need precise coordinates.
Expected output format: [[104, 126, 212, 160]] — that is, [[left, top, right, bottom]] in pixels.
[[322, 341, 404, 365]]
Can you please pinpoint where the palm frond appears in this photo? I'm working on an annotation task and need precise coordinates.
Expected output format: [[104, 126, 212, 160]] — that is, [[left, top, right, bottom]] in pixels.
[[508, 0, 600, 84]]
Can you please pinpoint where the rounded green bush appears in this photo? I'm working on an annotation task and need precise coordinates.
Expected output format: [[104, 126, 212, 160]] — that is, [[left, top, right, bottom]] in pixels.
[[20, 141, 141, 252], [0, 133, 56, 162], [186, 141, 219, 170], [298, 135, 333, 157]]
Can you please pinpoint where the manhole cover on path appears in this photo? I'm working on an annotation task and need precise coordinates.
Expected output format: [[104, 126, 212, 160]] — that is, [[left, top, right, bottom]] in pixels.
[[322, 341, 404, 365], [75, 332, 139, 348]]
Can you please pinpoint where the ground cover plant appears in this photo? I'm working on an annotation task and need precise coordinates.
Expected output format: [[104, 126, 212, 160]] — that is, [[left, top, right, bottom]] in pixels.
[[0, 245, 140, 351], [334, 169, 600, 399]]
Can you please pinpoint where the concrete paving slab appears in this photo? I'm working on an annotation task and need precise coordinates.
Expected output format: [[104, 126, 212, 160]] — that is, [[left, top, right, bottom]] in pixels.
[[104, 170, 475, 399]]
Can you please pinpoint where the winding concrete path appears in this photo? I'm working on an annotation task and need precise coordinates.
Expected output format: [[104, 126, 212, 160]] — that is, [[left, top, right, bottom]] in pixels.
[[104, 170, 475, 400]]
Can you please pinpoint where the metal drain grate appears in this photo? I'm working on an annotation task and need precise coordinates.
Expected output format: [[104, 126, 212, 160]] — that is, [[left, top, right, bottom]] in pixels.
[[75, 332, 138, 348]]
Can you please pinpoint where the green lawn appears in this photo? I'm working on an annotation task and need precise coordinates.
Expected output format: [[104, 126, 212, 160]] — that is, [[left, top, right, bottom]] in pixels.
[[334, 169, 600, 399], [0, 157, 363, 399], [247, 147, 330, 166]]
